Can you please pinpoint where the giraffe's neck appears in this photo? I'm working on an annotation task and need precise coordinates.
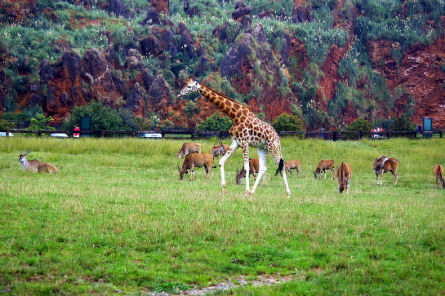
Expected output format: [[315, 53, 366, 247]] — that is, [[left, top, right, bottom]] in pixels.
[[198, 84, 252, 121]]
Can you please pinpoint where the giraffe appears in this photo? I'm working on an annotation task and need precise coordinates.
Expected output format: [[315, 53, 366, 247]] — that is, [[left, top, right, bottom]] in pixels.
[[179, 78, 291, 198]]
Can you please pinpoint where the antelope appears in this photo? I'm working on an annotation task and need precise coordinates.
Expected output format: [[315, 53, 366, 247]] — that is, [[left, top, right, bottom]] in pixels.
[[337, 162, 352, 195], [373, 156, 399, 185], [285, 160, 300, 177], [236, 158, 266, 185], [177, 143, 202, 159], [314, 160, 335, 180], [178, 153, 214, 181], [18, 152, 59, 174], [211, 142, 228, 158], [276, 160, 301, 177], [433, 164, 444, 189]]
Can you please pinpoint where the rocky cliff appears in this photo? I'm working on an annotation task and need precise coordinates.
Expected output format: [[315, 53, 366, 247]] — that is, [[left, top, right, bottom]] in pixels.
[[1, 0, 444, 129]]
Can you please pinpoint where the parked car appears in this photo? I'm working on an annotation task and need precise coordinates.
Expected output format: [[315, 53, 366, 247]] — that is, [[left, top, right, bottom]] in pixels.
[[137, 132, 162, 139], [50, 133, 69, 138], [0, 132, 13, 137]]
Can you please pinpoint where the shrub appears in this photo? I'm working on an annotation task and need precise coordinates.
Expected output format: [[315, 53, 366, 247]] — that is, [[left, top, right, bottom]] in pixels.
[[63, 102, 139, 131], [345, 118, 372, 132], [27, 114, 56, 131], [272, 113, 304, 132], [390, 115, 415, 131], [197, 112, 232, 131]]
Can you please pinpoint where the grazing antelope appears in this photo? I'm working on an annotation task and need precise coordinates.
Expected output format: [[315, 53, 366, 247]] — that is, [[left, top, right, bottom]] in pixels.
[[177, 143, 202, 159], [337, 162, 352, 195], [433, 164, 444, 189], [18, 152, 59, 174], [178, 153, 214, 181], [236, 158, 266, 185], [276, 160, 301, 177], [373, 156, 399, 185], [314, 160, 335, 180], [211, 142, 228, 158], [285, 160, 300, 177]]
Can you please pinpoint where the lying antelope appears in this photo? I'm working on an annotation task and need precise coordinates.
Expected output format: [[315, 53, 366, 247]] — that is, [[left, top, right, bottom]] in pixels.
[[236, 158, 266, 185], [314, 160, 335, 180], [373, 156, 399, 185], [19, 152, 59, 174], [433, 164, 444, 189], [337, 162, 352, 195], [177, 142, 201, 159], [211, 142, 228, 158], [178, 153, 214, 180]]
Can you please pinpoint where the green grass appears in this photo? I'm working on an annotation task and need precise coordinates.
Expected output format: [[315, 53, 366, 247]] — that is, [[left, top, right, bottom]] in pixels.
[[0, 137, 444, 295]]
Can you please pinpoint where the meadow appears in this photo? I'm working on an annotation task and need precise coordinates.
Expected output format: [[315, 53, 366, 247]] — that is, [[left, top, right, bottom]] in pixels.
[[0, 137, 444, 295]]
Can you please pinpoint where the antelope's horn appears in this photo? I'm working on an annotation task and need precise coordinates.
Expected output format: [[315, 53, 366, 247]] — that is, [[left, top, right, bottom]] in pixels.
[[25, 150, 31, 155]]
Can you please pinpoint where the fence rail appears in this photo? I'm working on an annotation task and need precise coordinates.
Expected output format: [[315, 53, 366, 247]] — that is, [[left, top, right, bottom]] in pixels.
[[0, 129, 443, 140]]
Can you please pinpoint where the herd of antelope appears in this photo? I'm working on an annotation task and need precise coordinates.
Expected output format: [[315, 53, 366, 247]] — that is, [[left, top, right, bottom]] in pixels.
[[16, 143, 444, 193], [173, 142, 445, 194]]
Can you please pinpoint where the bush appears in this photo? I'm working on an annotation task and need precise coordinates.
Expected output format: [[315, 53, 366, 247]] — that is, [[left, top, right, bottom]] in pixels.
[[197, 112, 232, 131], [345, 118, 372, 132], [62, 102, 139, 131], [272, 113, 304, 132], [390, 115, 415, 131], [27, 114, 55, 131]]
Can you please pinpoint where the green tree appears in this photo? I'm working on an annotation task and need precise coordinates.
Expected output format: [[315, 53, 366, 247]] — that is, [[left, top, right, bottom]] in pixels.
[[272, 113, 304, 132], [0, 120, 15, 129], [27, 114, 55, 131], [390, 115, 415, 131], [197, 112, 232, 131], [62, 102, 138, 131], [345, 118, 372, 132]]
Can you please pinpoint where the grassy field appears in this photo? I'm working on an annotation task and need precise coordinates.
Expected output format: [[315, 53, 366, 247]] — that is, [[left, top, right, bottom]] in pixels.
[[0, 137, 444, 295]]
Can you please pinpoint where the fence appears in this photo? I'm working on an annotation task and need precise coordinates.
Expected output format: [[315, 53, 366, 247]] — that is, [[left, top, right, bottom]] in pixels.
[[1, 128, 443, 140]]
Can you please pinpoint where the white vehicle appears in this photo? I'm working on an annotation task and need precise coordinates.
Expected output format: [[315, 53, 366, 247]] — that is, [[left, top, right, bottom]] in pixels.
[[0, 132, 13, 137], [50, 133, 69, 138], [137, 132, 162, 139]]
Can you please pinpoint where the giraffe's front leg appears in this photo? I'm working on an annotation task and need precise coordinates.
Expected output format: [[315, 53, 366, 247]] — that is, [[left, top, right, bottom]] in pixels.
[[219, 140, 239, 194]]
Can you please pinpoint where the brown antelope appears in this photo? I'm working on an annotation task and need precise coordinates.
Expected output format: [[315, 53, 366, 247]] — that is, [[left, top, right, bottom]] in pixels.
[[19, 152, 59, 174], [177, 143, 202, 159], [236, 158, 266, 185], [276, 160, 301, 177], [373, 156, 399, 185], [285, 160, 300, 177], [178, 153, 214, 181], [211, 142, 228, 158], [433, 164, 444, 189], [314, 160, 335, 180], [337, 162, 352, 195]]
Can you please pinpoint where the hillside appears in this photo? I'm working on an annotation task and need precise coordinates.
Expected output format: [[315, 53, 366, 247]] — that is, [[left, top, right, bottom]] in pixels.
[[0, 0, 444, 130]]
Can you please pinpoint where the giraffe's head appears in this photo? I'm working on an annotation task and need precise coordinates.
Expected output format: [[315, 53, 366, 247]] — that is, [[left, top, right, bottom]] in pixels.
[[179, 78, 200, 97]]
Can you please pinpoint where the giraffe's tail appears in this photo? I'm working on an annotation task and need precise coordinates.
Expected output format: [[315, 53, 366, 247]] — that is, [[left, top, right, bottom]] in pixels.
[[275, 158, 284, 176]]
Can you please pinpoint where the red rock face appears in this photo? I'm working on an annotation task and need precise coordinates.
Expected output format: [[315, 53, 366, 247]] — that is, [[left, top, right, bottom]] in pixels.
[[400, 38, 445, 128], [317, 0, 355, 109], [367, 40, 401, 89], [367, 31, 445, 128], [149, 0, 169, 15], [0, 0, 36, 23]]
